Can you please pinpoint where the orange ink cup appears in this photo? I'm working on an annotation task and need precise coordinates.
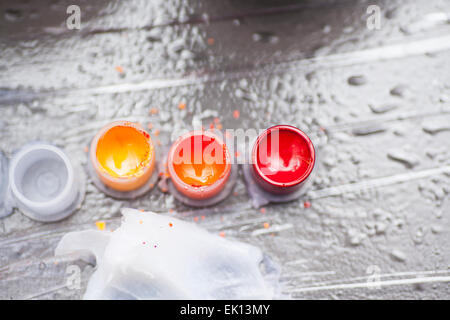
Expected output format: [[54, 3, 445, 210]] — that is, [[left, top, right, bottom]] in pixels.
[[167, 130, 231, 200], [90, 121, 156, 192]]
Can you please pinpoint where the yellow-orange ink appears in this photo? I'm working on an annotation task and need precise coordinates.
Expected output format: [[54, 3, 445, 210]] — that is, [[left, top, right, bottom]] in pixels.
[[96, 221, 106, 231], [96, 125, 151, 178]]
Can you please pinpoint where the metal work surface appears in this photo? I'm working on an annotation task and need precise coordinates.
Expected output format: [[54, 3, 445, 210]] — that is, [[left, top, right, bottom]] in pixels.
[[0, 0, 449, 299]]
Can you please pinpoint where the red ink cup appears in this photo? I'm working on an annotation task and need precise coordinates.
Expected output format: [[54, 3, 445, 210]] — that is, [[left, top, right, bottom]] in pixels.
[[251, 125, 315, 195], [167, 130, 232, 200]]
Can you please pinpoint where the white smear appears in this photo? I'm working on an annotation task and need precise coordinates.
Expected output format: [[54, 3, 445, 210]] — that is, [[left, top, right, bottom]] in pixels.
[[252, 223, 293, 237], [308, 165, 450, 199], [290, 276, 450, 294]]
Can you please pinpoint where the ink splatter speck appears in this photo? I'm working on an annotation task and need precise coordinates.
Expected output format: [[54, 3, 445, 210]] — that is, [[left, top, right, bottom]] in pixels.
[[95, 221, 106, 231]]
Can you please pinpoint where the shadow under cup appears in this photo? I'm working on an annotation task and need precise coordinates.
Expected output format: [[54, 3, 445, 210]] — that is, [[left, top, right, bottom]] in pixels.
[[9, 144, 80, 222]]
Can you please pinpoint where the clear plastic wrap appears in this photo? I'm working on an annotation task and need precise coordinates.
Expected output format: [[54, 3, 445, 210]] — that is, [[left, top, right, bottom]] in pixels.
[[55, 208, 279, 300]]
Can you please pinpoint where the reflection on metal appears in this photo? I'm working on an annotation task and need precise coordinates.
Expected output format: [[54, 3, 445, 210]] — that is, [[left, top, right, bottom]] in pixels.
[[2, 163, 448, 248], [307, 165, 450, 199], [290, 275, 450, 294], [2, 34, 450, 104], [69, 34, 450, 95]]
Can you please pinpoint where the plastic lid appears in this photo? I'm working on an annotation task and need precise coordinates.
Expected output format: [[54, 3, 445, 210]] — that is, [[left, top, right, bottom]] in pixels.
[[8, 143, 85, 222], [0, 151, 13, 218]]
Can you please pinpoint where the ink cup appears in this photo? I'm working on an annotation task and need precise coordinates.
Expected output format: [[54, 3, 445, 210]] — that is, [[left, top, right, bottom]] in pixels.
[[8, 143, 86, 222], [0, 151, 13, 218], [88, 120, 158, 199], [162, 130, 238, 207], [242, 125, 316, 208]]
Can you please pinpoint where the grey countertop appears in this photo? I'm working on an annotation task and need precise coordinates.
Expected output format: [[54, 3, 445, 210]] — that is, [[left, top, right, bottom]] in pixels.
[[0, 0, 449, 299]]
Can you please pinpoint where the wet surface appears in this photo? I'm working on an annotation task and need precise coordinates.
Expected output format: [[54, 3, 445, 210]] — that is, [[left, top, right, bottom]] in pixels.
[[0, 0, 449, 299]]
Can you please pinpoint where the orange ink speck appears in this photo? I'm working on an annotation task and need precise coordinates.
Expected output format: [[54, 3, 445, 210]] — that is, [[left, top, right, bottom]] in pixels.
[[169, 222, 173, 227], [150, 108, 158, 115], [201, 215, 205, 220], [263, 222, 270, 229], [169, 208, 174, 214], [233, 110, 240, 119], [209, 123, 215, 130], [216, 124, 223, 130], [178, 103, 186, 110], [214, 117, 220, 124], [115, 66, 124, 74], [235, 151, 241, 158], [96, 221, 106, 231], [139, 209, 145, 212], [153, 129, 160, 136], [219, 231, 225, 237], [207, 37, 215, 45], [304, 201, 311, 208], [147, 123, 153, 130], [83, 146, 89, 153], [260, 208, 266, 214], [194, 216, 199, 222]]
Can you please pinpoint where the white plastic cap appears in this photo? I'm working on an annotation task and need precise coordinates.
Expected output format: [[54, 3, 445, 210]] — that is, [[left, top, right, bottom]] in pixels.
[[0, 151, 13, 218], [9, 143, 83, 222]]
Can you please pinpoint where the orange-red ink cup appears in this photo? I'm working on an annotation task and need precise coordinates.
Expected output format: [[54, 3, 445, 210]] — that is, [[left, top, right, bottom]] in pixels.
[[167, 130, 231, 200], [251, 125, 315, 195], [90, 121, 156, 192]]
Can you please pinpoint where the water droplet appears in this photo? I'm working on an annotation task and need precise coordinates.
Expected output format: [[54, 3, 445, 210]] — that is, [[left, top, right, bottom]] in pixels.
[[387, 149, 420, 168], [347, 75, 367, 86], [352, 124, 386, 136], [369, 103, 399, 114], [390, 249, 407, 262], [4, 9, 22, 22], [390, 85, 408, 97], [252, 32, 279, 44], [347, 229, 364, 246], [412, 227, 425, 244], [422, 119, 450, 135]]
